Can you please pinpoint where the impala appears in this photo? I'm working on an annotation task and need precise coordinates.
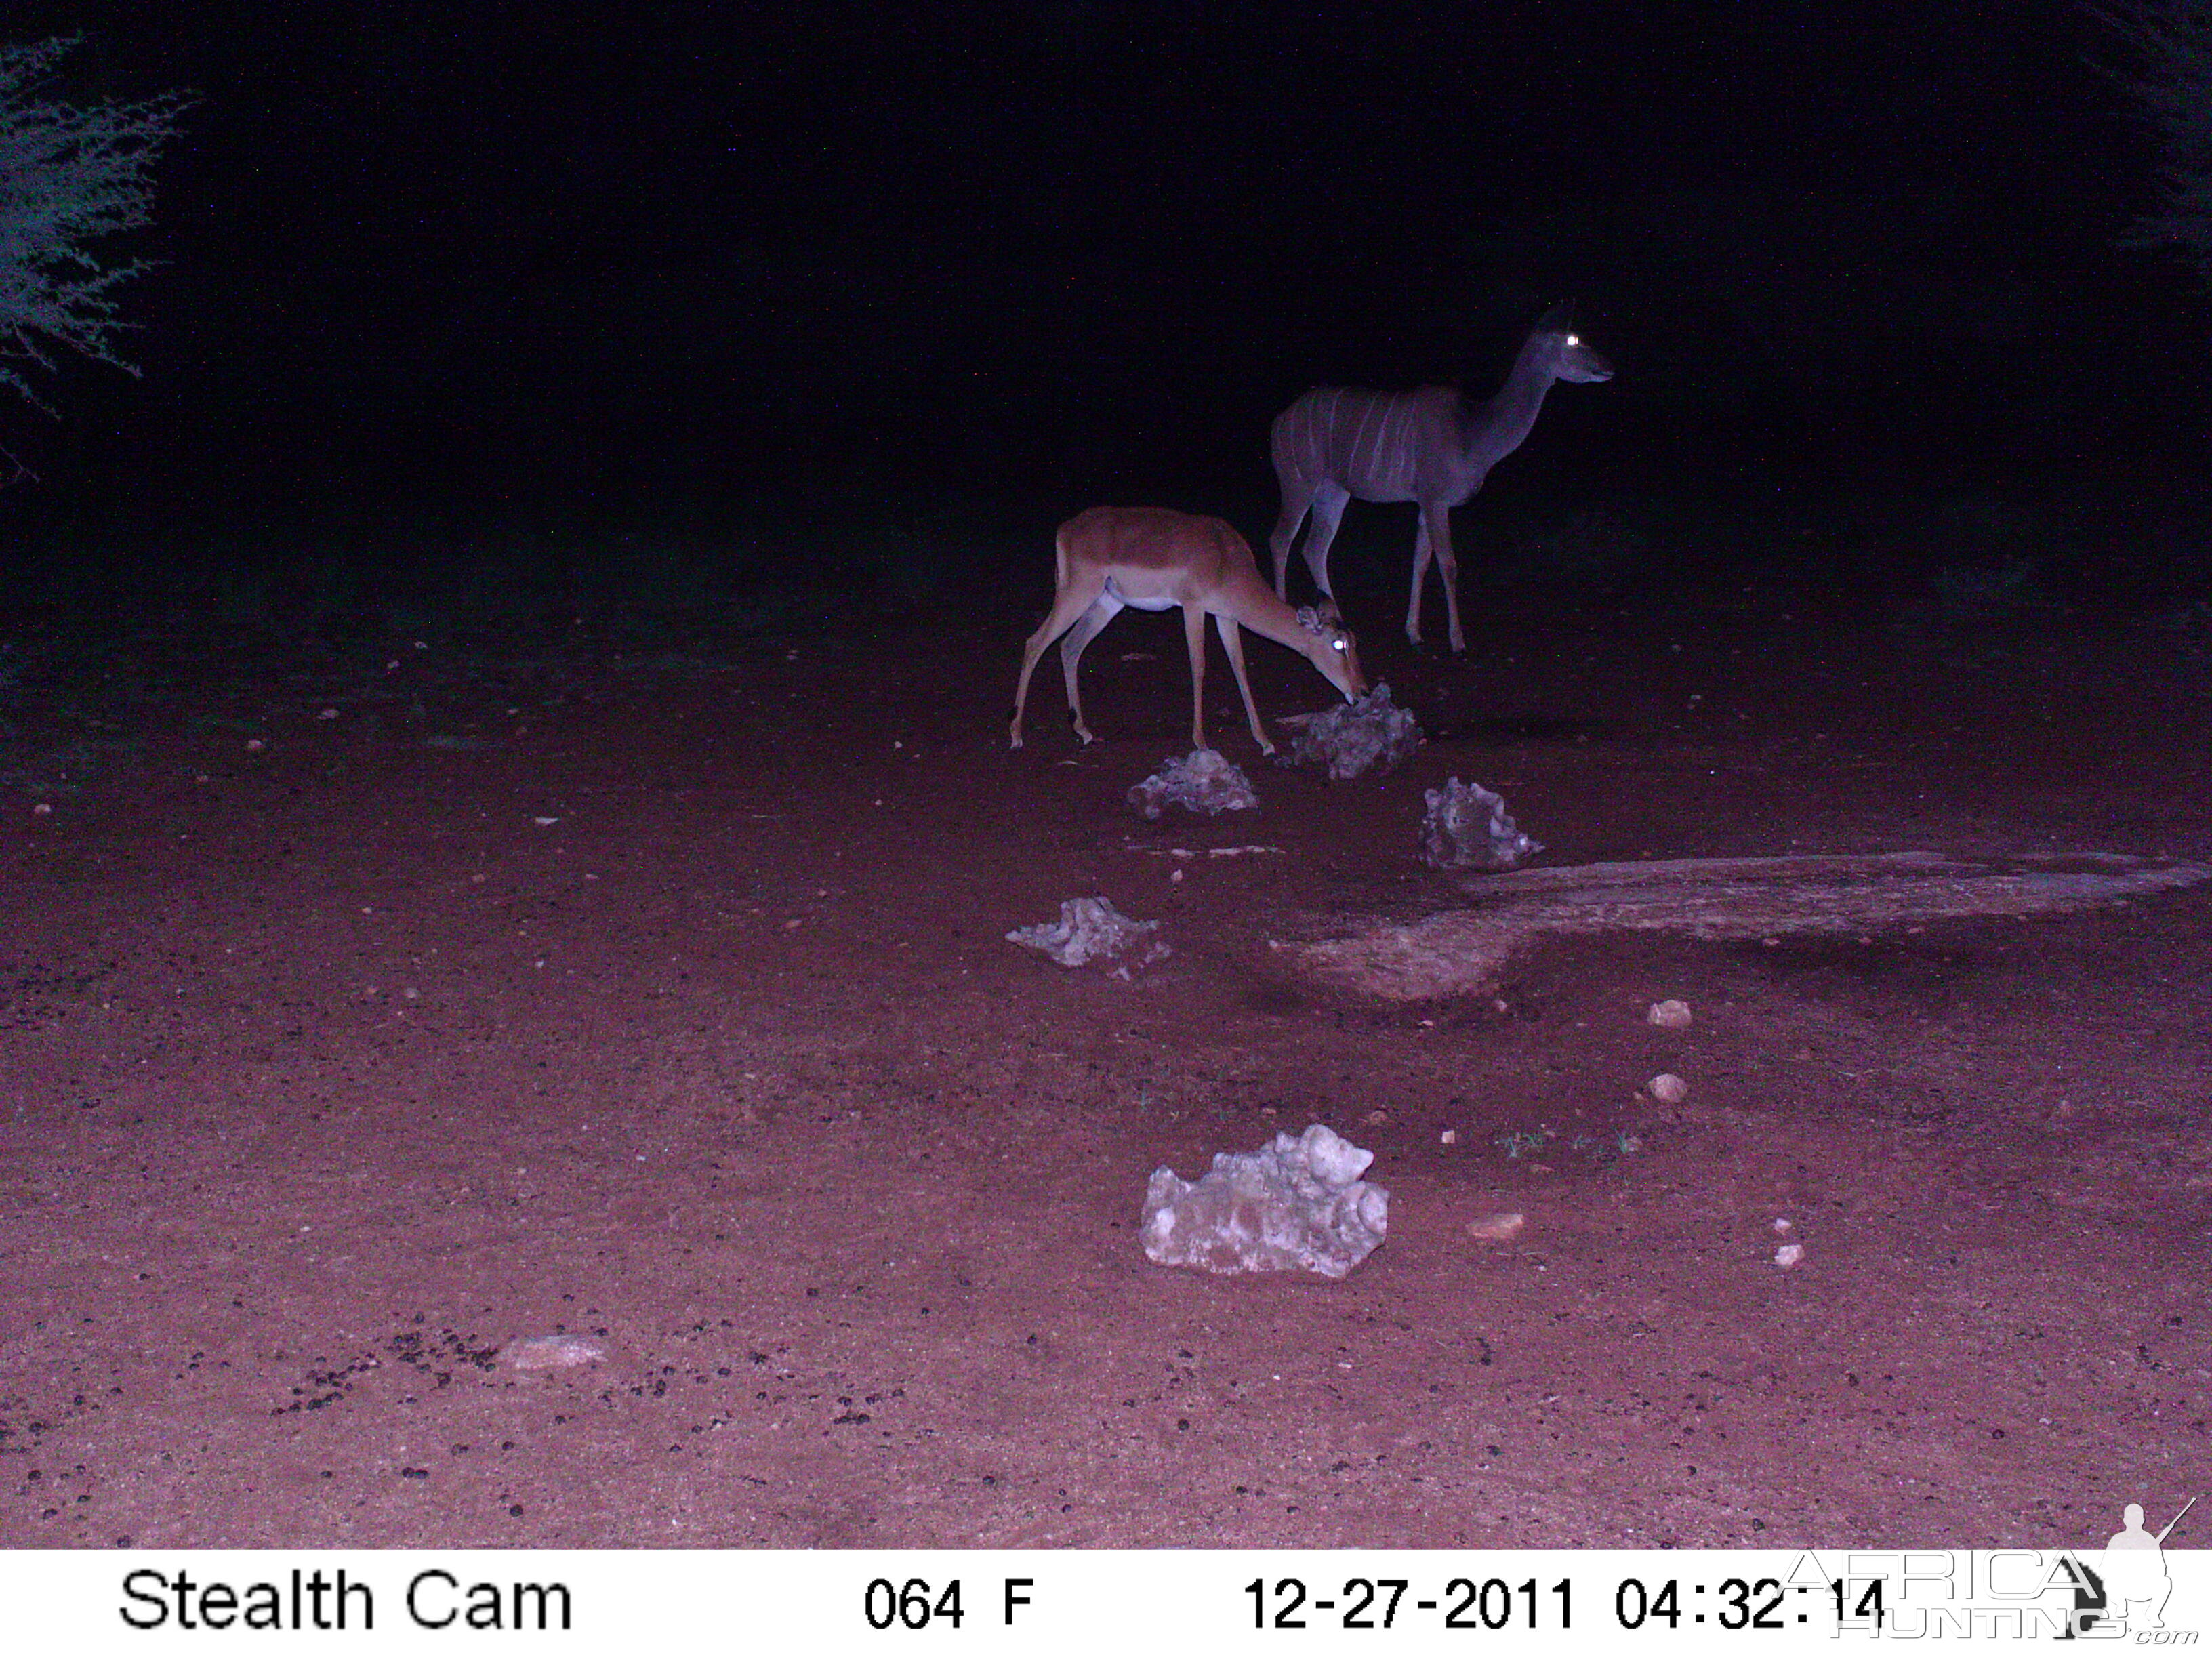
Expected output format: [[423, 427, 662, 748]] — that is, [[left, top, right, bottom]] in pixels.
[[1269, 303, 1614, 652], [1010, 506, 1365, 756]]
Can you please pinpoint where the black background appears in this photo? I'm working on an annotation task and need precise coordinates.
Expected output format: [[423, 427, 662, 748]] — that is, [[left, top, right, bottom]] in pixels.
[[3, 2, 2203, 567]]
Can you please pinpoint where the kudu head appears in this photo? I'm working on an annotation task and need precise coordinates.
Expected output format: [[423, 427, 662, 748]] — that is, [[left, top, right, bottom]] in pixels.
[[1534, 300, 1614, 384], [1296, 600, 1367, 702]]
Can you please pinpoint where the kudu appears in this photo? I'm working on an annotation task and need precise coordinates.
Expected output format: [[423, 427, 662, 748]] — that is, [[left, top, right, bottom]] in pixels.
[[1268, 304, 1614, 651]]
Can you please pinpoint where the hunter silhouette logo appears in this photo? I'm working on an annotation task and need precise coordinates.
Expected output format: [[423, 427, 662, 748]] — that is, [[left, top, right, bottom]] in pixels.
[[2094, 1496, 2196, 1635], [2055, 1496, 2198, 1639]]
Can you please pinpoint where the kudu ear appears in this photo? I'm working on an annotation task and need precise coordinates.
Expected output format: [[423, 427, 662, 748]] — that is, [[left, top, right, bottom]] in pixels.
[[1537, 300, 1576, 334]]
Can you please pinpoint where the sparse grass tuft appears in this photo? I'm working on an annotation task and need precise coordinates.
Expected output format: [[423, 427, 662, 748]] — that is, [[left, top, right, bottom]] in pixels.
[[1489, 1126, 1643, 1161]]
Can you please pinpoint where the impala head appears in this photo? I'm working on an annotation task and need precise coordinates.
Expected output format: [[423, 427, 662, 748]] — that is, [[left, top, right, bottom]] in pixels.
[[1296, 600, 1366, 701], [1535, 300, 1614, 384]]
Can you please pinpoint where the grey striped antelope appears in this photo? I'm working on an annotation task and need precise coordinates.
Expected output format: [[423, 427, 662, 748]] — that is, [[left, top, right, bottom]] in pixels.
[[1269, 304, 1614, 652], [1010, 506, 1366, 756]]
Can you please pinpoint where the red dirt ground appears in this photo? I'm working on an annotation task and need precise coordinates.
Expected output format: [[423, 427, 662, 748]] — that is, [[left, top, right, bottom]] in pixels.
[[3, 568, 2208, 1550]]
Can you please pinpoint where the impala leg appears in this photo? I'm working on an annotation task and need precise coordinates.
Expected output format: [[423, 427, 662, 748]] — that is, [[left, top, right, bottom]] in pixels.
[[1427, 502, 1467, 654], [1214, 613, 1274, 756], [1011, 573, 1110, 748], [1055, 596, 1122, 746], [1183, 602, 1210, 752]]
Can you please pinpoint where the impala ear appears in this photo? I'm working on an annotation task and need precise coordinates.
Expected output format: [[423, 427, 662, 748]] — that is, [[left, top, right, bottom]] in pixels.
[[1538, 300, 1575, 333]]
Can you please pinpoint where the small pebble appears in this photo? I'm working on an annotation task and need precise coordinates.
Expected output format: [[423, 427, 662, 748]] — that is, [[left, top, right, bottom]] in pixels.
[[1466, 1212, 1525, 1242], [1647, 999, 1693, 1029], [1774, 1243, 1804, 1269], [1647, 1073, 1689, 1105]]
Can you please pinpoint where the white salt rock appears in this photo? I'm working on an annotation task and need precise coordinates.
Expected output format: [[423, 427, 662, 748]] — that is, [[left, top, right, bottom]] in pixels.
[[1006, 897, 1166, 968], [1647, 999, 1694, 1029], [1142, 1123, 1388, 1279], [1284, 681, 1423, 780], [1126, 748, 1260, 820], [1418, 777, 1540, 870]]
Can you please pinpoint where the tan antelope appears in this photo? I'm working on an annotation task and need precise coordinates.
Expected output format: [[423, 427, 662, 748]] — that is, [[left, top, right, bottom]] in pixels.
[[1010, 506, 1365, 756], [1269, 303, 1614, 651]]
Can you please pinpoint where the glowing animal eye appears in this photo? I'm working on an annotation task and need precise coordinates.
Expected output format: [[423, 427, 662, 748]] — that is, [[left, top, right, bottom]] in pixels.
[[1565, 333, 1580, 346]]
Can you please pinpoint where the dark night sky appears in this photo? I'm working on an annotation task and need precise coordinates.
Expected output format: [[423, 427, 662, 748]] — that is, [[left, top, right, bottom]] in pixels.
[[3, 1, 2202, 537]]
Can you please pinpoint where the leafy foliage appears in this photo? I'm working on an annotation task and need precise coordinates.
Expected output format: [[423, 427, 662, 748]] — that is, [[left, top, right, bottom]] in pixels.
[[0, 35, 188, 411], [2097, 2, 2212, 289]]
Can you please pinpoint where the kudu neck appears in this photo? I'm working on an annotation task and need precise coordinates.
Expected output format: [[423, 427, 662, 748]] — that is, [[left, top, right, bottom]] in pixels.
[[1465, 334, 1559, 470]]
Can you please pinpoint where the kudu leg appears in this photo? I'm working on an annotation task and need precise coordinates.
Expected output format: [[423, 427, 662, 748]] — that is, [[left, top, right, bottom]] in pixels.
[[1420, 501, 1467, 653], [1407, 516, 1435, 647], [1298, 483, 1351, 603], [1429, 503, 1467, 654], [1267, 491, 1311, 601]]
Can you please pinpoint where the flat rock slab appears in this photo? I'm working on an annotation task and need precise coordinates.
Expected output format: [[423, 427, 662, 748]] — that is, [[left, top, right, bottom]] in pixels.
[[1294, 851, 2212, 1001]]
